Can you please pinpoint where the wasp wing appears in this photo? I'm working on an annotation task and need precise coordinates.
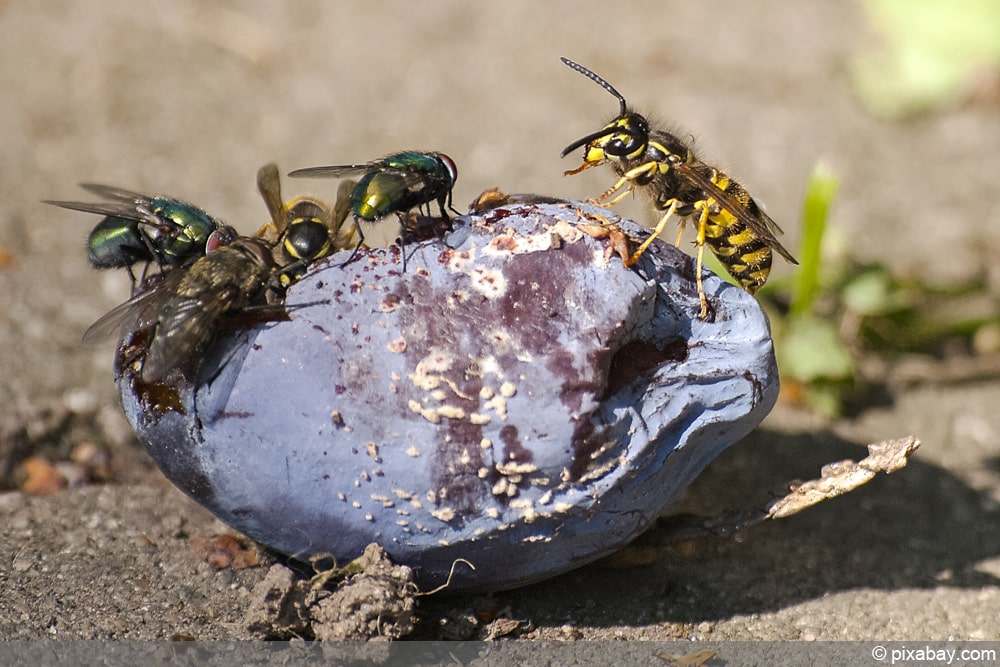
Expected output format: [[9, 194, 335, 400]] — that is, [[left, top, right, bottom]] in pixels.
[[255, 163, 289, 238], [329, 179, 359, 246], [673, 162, 798, 264]]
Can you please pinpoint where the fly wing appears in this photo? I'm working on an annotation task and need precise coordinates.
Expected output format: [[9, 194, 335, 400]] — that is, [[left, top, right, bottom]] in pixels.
[[287, 164, 372, 179], [45, 184, 161, 228], [43, 199, 150, 222], [141, 286, 234, 382], [77, 183, 148, 203], [81, 270, 184, 344]]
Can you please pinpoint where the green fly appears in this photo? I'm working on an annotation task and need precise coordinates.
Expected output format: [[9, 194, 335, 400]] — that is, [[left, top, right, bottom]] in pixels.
[[288, 151, 458, 265], [45, 184, 235, 288]]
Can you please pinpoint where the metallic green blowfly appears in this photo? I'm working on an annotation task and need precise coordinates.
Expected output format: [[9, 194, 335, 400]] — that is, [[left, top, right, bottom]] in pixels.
[[288, 151, 458, 264], [44, 184, 236, 287]]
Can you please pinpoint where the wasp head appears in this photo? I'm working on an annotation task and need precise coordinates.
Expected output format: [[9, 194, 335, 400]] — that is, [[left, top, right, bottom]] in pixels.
[[560, 58, 650, 166]]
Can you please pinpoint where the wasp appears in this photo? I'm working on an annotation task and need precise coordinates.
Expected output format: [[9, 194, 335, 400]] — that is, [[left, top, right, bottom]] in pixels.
[[254, 163, 356, 287], [85, 235, 281, 383], [288, 151, 459, 265], [45, 184, 236, 288], [560, 57, 798, 318]]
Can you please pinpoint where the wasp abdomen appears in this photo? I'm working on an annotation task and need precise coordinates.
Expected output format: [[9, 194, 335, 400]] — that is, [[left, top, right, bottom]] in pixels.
[[703, 176, 774, 294]]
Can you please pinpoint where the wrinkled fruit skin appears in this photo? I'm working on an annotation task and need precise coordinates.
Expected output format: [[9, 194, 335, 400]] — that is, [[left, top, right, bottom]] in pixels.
[[116, 201, 779, 592]]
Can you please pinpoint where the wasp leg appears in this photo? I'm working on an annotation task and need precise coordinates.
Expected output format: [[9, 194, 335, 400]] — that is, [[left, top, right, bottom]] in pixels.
[[694, 204, 711, 319], [597, 180, 636, 207], [255, 221, 281, 242], [597, 161, 660, 207], [624, 198, 679, 268], [674, 220, 688, 248]]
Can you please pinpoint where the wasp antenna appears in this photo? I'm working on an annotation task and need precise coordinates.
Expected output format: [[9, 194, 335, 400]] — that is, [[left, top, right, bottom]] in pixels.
[[560, 57, 628, 117], [560, 127, 620, 157]]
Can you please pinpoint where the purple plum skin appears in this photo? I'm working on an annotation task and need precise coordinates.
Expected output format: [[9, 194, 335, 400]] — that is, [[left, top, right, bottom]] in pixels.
[[116, 200, 779, 592]]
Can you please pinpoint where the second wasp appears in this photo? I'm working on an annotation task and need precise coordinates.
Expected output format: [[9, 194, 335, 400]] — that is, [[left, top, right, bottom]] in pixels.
[[560, 57, 798, 319]]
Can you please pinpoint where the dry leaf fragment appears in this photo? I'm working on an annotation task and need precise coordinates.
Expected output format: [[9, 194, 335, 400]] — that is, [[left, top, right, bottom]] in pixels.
[[766, 436, 920, 520], [656, 435, 922, 546], [577, 220, 632, 264]]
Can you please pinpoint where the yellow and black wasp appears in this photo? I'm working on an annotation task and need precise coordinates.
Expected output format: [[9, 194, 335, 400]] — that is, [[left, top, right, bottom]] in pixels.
[[560, 57, 798, 318], [254, 163, 356, 290]]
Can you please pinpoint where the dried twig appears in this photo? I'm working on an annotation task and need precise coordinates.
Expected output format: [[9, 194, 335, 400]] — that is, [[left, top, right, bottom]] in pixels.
[[659, 436, 921, 543]]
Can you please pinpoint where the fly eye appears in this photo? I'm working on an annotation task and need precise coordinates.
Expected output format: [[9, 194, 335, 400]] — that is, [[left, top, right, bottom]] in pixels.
[[205, 226, 237, 254]]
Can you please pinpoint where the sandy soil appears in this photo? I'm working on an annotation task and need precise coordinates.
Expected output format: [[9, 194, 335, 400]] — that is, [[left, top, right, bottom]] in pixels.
[[2, 1, 999, 643]]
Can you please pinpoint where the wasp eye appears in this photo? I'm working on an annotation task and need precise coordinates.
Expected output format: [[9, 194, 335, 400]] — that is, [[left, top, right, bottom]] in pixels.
[[606, 136, 631, 156], [607, 134, 642, 157], [603, 119, 647, 157], [621, 116, 649, 154]]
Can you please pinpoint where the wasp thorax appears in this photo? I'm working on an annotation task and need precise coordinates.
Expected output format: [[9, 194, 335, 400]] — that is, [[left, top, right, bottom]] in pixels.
[[284, 219, 332, 261]]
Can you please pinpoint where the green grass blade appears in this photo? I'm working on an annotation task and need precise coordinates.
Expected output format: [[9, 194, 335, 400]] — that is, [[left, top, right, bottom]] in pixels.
[[790, 163, 839, 317]]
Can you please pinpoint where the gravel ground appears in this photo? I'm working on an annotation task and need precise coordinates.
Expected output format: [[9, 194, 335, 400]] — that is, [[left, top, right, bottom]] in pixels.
[[2, 1, 999, 644]]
